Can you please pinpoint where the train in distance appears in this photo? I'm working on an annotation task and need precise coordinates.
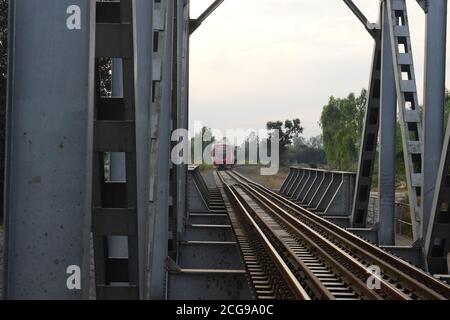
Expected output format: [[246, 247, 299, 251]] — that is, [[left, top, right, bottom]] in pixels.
[[212, 143, 235, 170]]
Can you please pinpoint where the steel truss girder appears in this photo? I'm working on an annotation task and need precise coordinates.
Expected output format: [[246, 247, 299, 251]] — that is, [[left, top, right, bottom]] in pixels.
[[170, 0, 190, 261], [148, 0, 175, 300], [352, 0, 424, 244], [386, 0, 423, 241], [92, 0, 140, 299], [422, 0, 448, 275], [421, 0, 447, 243], [425, 116, 450, 274], [351, 23, 382, 228], [4, 0, 95, 299], [92, 0, 154, 300], [378, 1, 397, 245]]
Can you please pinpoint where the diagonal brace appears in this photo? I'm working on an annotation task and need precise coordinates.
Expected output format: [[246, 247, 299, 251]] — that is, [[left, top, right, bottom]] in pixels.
[[416, 0, 428, 13], [190, 0, 225, 34], [343, 0, 379, 38]]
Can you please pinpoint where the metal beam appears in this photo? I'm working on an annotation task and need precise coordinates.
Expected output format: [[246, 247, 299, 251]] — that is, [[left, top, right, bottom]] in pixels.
[[190, 0, 224, 34], [92, 0, 141, 299], [386, 0, 423, 241], [425, 115, 450, 274], [343, 0, 379, 38], [421, 0, 447, 241], [134, 0, 155, 299], [173, 0, 190, 256], [378, 1, 397, 246], [4, 0, 95, 299], [104, 0, 153, 297], [148, 0, 174, 299], [110, 59, 126, 183], [107, 60, 128, 263], [351, 13, 382, 227], [416, 0, 428, 13]]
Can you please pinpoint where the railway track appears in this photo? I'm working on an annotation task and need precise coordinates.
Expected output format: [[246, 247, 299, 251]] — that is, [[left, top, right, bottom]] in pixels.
[[217, 170, 450, 300]]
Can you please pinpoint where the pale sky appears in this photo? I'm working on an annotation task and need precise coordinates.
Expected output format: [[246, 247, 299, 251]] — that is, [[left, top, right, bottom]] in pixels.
[[189, 0, 450, 139]]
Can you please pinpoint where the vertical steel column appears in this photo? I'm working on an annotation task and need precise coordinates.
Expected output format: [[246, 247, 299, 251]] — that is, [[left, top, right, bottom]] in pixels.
[[425, 116, 450, 274], [108, 58, 127, 259], [174, 0, 190, 257], [4, 0, 95, 299], [148, 0, 174, 299], [110, 59, 126, 182], [92, 0, 153, 300], [386, 0, 423, 241], [378, 1, 397, 246], [351, 16, 382, 227], [168, 0, 179, 261], [134, 0, 154, 299], [179, 0, 190, 243], [422, 0, 447, 241], [92, 0, 143, 299]]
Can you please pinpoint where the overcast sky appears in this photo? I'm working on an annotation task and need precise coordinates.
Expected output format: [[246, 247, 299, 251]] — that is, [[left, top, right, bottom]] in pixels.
[[189, 0, 450, 139]]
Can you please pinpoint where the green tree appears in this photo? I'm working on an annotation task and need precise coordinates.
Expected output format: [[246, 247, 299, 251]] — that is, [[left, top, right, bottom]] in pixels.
[[319, 89, 366, 171], [287, 135, 326, 166], [190, 126, 216, 163], [266, 119, 304, 165]]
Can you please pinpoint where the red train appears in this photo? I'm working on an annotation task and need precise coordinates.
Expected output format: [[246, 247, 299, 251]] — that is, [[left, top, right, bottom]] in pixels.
[[212, 143, 234, 170]]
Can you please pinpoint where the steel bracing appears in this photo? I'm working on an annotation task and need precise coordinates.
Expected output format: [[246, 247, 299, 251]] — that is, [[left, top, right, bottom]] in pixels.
[[421, 0, 448, 242], [349, 0, 448, 248], [387, 0, 424, 242], [425, 116, 450, 274], [351, 9, 382, 231]]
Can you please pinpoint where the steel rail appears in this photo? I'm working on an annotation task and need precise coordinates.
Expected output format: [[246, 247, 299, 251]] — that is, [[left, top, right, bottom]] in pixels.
[[230, 184, 338, 300], [225, 172, 402, 300], [236, 181, 409, 300], [229, 170, 450, 300], [234, 185, 384, 300], [251, 183, 449, 299], [218, 173, 311, 300], [217, 172, 295, 299]]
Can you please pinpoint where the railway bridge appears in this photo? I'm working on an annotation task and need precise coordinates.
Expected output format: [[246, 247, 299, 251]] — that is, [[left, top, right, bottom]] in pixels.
[[1, 0, 450, 300]]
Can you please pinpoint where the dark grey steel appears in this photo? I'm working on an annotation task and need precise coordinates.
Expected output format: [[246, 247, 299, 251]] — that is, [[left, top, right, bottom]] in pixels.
[[148, 0, 174, 299], [351, 11, 382, 228], [133, 0, 154, 299], [425, 115, 450, 274], [386, 0, 423, 241], [110, 59, 126, 183], [190, 0, 224, 34], [92, 0, 149, 300], [378, 1, 397, 246], [282, 168, 356, 217], [108, 59, 128, 262], [416, 0, 428, 12], [421, 0, 447, 241], [174, 0, 190, 246], [342, 0, 379, 38], [4, 0, 95, 299]]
